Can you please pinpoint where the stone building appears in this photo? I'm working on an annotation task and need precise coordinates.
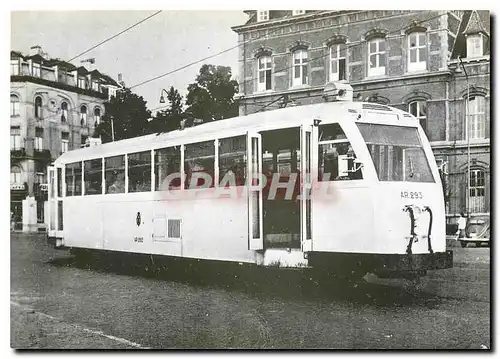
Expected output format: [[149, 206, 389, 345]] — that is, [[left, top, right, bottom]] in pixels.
[[232, 10, 490, 223], [10, 46, 121, 232]]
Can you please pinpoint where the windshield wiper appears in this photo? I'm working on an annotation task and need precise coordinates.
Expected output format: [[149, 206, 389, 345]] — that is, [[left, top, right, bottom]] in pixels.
[[408, 157, 415, 178]]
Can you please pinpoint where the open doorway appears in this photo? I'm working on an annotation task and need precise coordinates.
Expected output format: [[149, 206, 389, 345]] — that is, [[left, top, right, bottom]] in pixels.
[[261, 127, 301, 249]]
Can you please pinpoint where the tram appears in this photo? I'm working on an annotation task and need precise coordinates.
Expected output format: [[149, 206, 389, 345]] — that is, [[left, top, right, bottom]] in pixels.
[[47, 82, 452, 279]]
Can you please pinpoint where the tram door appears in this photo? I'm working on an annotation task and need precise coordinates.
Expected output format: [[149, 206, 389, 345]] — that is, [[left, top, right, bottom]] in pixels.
[[300, 124, 315, 252], [247, 132, 263, 250], [47, 165, 64, 239]]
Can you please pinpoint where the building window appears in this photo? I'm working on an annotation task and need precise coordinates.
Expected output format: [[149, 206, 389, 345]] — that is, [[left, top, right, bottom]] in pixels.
[[61, 101, 68, 122], [408, 32, 427, 72], [466, 34, 483, 58], [292, 10, 305, 16], [257, 56, 272, 91], [80, 105, 87, 125], [32, 63, 41, 77], [10, 60, 19, 75], [34, 127, 44, 150], [94, 107, 101, 125], [78, 77, 86, 89], [469, 169, 485, 213], [292, 49, 308, 86], [10, 126, 22, 150], [257, 10, 269, 22], [11, 166, 22, 184], [468, 96, 486, 140], [61, 132, 69, 153], [34, 96, 43, 119], [128, 151, 152, 193], [409, 101, 427, 134], [11, 94, 20, 116], [92, 81, 100, 91], [329, 44, 346, 81], [81, 135, 88, 148], [368, 38, 386, 77]]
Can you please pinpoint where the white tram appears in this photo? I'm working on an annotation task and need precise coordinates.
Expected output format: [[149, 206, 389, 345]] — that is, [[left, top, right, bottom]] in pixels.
[[47, 82, 452, 279]]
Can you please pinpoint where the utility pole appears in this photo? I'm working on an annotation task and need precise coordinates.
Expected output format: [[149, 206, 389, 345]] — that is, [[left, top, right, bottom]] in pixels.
[[110, 116, 115, 142], [458, 56, 470, 216]]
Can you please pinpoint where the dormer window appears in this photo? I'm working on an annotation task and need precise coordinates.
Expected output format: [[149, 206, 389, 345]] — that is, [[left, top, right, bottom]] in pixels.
[[78, 77, 86, 89], [292, 10, 305, 16], [466, 34, 484, 58], [32, 63, 41, 77], [257, 10, 269, 22], [92, 80, 100, 91], [10, 60, 19, 75]]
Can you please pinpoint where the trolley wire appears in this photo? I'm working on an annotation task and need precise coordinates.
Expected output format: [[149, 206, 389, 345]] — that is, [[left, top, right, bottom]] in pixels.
[[67, 10, 163, 62]]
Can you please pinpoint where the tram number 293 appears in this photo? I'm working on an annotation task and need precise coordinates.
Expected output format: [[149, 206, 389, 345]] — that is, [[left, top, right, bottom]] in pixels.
[[401, 191, 423, 199]]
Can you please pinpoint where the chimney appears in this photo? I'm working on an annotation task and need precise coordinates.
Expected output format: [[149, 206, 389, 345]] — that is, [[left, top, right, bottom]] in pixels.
[[81, 58, 95, 71], [118, 73, 126, 87], [29, 45, 42, 57]]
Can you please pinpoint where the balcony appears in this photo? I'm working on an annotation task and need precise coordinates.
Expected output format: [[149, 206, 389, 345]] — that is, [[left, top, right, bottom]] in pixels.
[[33, 149, 52, 162], [10, 147, 26, 159]]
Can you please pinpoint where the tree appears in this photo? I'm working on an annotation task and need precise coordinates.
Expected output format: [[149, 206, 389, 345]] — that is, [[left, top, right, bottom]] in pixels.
[[150, 86, 184, 133], [93, 88, 152, 143], [185, 64, 239, 123]]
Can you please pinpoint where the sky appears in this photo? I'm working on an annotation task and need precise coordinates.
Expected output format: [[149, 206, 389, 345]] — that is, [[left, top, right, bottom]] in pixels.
[[10, 10, 248, 113]]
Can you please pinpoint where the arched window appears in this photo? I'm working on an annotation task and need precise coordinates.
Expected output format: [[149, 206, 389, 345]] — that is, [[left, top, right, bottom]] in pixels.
[[408, 32, 427, 72], [409, 100, 427, 134], [11, 166, 22, 184], [34, 96, 42, 119], [61, 101, 68, 122], [257, 56, 272, 92], [94, 107, 101, 125], [292, 49, 308, 86], [329, 43, 346, 81], [368, 38, 386, 77], [468, 96, 486, 139], [11, 94, 20, 116], [80, 105, 87, 125], [469, 169, 485, 213]]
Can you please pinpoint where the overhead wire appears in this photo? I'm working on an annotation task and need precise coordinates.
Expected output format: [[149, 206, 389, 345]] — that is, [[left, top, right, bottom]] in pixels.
[[67, 10, 163, 62]]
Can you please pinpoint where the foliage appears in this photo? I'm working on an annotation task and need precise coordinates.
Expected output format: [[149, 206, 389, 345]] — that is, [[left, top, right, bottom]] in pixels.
[[93, 88, 152, 143], [185, 64, 239, 123], [150, 86, 184, 133]]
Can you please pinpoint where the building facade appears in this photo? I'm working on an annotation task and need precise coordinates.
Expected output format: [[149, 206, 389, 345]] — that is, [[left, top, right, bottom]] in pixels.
[[232, 10, 490, 223], [10, 46, 121, 232]]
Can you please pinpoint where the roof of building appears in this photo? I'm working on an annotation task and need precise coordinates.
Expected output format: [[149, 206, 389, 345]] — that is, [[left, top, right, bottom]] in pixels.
[[451, 10, 490, 59]]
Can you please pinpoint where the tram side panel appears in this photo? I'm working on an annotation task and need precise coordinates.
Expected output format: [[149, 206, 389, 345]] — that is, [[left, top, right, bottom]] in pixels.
[[64, 197, 104, 250]]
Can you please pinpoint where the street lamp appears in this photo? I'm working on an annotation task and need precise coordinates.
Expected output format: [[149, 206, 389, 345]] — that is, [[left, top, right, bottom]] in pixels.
[[458, 56, 471, 215], [159, 89, 168, 104]]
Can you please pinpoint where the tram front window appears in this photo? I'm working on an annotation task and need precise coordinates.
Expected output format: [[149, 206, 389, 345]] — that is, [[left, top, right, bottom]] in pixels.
[[357, 123, 434, 183]]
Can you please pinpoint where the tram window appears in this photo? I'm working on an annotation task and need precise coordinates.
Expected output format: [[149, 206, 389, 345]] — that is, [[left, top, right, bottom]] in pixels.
[[105, 155, 126, 194], [218, 136, 247, 187], [65, 162, 82, 196], [83, 159, 102, 195], [155, 146, 181, 191], [128, 151, 151, 193], [357, 123, 434, 182], [184, 140, 215, 189], [319, 123, 347, 142], [318, 123, 362, 181], [57, 168, 62, 197]]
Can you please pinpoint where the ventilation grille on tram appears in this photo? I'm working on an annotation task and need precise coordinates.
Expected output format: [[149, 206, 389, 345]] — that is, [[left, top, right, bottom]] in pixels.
[[168, 219, 182, 239], [362, 103, 392, 111]]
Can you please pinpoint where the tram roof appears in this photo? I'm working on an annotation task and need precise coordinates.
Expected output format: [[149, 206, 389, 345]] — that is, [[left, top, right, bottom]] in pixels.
[[55, 101, 412, 164]]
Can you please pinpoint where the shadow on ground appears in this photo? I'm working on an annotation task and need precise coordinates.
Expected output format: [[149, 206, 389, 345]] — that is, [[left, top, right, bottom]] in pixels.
[[48, 250, 442, 310]]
